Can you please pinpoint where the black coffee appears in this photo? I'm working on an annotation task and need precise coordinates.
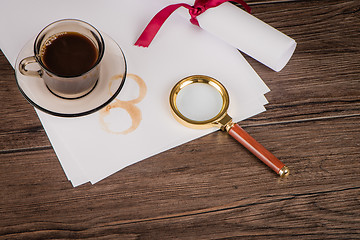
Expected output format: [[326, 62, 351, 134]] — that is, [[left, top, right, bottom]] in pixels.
[[42, 32, 98, 76]]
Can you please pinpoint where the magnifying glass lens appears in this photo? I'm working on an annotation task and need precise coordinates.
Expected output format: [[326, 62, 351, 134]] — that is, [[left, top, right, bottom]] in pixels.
[[176, 83, 223, 122]]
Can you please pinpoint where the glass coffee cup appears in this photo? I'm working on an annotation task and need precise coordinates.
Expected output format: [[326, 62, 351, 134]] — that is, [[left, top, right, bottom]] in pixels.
[[19, 19, 105, 99]]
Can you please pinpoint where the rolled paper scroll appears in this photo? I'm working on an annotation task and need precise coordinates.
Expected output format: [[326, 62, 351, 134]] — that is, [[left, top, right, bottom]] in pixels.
[[178, 2, 297, 71], [135, 0, 251, 48]]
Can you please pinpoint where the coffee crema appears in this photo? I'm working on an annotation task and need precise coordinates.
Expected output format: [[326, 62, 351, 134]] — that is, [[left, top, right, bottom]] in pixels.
[[41, 32, 98, 77]]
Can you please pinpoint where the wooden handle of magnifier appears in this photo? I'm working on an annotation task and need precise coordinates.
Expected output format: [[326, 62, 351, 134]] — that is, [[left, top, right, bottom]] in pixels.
[[228, 124, 289, 177]]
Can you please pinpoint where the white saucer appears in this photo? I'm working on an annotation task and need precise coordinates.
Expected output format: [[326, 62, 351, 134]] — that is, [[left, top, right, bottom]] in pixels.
[[15, 32, 127, 117]]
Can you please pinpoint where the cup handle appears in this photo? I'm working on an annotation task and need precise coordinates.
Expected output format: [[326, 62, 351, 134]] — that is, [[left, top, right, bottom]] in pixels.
[[19, 56, 42, 78]]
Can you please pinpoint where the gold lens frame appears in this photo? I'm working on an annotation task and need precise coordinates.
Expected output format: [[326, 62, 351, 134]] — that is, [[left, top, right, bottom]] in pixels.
[[169, 75, 231, 129]]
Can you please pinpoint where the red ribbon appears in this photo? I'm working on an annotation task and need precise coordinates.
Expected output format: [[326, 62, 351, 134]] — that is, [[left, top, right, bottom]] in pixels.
[[135, 0, 251, 47]]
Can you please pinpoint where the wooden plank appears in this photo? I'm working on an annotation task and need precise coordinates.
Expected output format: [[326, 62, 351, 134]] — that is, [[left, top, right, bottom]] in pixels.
[[0, 52, 50, 152], [241, 0, 360, 124], [1, 186, 358, 240], [0, 116, 359, 239]]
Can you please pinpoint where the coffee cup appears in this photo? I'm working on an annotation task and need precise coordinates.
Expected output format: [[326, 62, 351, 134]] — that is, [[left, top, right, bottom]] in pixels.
[[19, 19, 105, 99]]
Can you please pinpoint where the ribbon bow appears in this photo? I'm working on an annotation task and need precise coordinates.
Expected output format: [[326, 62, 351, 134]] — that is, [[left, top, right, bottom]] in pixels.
[[135, 0, 251, 47]]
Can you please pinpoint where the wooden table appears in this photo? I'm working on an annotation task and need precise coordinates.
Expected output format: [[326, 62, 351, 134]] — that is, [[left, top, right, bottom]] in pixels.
[[1, 0, 359, 239]]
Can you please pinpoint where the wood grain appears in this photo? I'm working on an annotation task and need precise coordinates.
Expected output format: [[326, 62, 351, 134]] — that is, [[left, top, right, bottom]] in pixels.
[[240, 0, 360, 123], [0, 117, 359, 239], [0, 50, 48, 153], [0, 0, 359, 239]]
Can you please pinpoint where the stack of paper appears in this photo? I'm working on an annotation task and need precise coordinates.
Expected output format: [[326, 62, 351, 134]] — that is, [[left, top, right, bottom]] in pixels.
[[0, 0, 295, 186]]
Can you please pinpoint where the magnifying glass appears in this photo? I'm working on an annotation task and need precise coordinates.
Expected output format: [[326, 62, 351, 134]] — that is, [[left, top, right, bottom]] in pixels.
[[170, 75, 289, 177]]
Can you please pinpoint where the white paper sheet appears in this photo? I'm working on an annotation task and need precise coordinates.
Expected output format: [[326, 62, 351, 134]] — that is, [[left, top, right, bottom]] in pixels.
[[0, 0, 293, 186]]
